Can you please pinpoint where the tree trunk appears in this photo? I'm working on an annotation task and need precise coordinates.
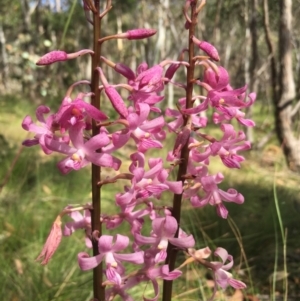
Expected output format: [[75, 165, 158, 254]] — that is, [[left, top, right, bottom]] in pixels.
[[263, 0, 300, 171], [0, 23, 8, 88], [275, 0, 300, 172], [276, 0, 300, 171]]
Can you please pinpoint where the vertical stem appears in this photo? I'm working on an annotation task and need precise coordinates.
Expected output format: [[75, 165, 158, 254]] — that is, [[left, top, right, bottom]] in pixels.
[[91, 1, 105, 300], [162, 2, 197, 301]]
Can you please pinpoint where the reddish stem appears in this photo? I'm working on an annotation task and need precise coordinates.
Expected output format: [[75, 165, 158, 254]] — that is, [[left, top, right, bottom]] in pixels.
[[162, 2, 197, 301], [91, 1, 105, 300]]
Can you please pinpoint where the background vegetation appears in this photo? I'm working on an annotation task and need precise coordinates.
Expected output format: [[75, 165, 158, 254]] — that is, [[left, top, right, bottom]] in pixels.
[[1, 0, 300, 300]]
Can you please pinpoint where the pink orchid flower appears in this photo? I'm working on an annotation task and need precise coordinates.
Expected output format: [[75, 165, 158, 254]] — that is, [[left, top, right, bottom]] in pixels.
[[209, 124, 251, 169], [78, 234, 144, 285], [142, 266, 181, 301], [208, 85, 254, 109], [112, 103, 165, 153], [63, 205, 92, 248], [55, 97, 108, 133], [134, 64, 164, 93], [183, 164, 208, 199], [166, 97, 208, 133], [211, 247, 246, 290], [135, 216, 195, 263], [45, 122, 121, 174], [105, 202, 156, 236], [116, 152, 182, 206], [22, 105, 68, 154], [213, 104, 256, 127], [190, 172, 244, 219], [105, 254, 181, 301], [128, 91, 164, 110]]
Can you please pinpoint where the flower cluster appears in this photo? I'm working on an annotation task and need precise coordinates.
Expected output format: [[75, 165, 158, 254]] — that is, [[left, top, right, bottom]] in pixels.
[[24, 1, 253, 300]]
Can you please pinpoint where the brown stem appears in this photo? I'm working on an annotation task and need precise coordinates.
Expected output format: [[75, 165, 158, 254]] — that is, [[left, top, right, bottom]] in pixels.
[[162, 2, 197, 301], [91, 1, 105, 300]]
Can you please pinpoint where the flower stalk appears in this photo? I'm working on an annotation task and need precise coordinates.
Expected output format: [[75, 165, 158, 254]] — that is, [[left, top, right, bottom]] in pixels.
[[91, 1, 104, 300], [162, 2, 197, 300]]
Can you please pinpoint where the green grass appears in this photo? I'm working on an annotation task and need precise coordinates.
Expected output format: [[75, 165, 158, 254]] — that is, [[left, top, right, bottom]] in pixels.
[[1, 94, 300, 300]]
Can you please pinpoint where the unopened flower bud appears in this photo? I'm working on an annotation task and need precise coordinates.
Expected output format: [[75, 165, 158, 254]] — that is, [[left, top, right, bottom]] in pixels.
[[165, 63, 180, 80], [97, 66, 129, 118], [192, 36, 220, 61], [126, 28, 156, 40], [115, 63, 135, 80], [36, 49, 94, 66], [36, 50, 68, 65], [101, 56, 135, 81], [105, 86, 128, 118]]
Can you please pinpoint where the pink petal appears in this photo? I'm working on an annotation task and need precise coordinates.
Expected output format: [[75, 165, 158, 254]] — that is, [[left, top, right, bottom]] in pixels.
[[74, 99, 108, 121], [115, 63, 135, 80], [88, 153, 121, 170], [143, 279, 159, 301], [228, 278, 247, 289], [115, 251, 144, 264], [214, 247, 230, 265], [181, 99, 208, 115], [146, 184, 169, 194], [166, 180, 183, 194], [112, 130, 131, 148], [136, 103, 150, 123], [127, 113, 139, 130], [218, 189, 244, 204], [36, 105, 51, 123], [84, 133, 110, 150], [106, 266, 122, 285], [140, 116, 165, 132], [68, 123, 85, 149], [45, 136, 75, 155], [111, 234, 129, 252], [133, 167, 145, 182], [137, 62, 148, 74], [165, 63, 180, 80], [77, 252, 104, 270], [137, 139, 162, 153], [134, 233, 157, 245], [116, 190, 134, 206], [216, 203, 229, 219], [98, 235, 114, 253], [169, 234, 195, 249], [160, 265, 182, 280]]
